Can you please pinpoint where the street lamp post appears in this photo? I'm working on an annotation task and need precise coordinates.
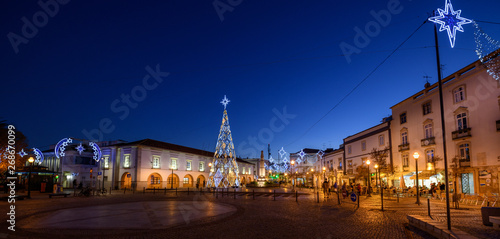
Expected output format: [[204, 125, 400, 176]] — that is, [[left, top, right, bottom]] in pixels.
[[291, 160, 295, 191], [366, 160, 371, 197], [170, 165, 175, 189], [208, 162, 212, 188], [322, 166, 326, 181], [374, 164, 379, 193], [311, 168, 314, 189], [27, 157, 34, 199], [413, 152, 420, 205]]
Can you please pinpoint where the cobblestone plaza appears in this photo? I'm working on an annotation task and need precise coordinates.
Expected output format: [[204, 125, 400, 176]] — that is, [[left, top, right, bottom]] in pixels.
[[1, 187, 498, 239]]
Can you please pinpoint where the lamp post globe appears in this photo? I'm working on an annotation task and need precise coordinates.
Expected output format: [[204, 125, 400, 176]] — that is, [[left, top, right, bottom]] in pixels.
[[413, 152, 420, 205], [27, 157, 34, 199]]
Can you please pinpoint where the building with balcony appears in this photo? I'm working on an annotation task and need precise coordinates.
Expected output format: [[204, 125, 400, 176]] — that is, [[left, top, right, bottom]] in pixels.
[[389, 57, 500, 194]]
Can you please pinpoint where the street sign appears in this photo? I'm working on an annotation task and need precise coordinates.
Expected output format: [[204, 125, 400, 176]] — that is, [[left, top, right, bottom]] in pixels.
[[97, 175, 102, 180], [98, 172, 102, 175], [350, 192, 357, 202]]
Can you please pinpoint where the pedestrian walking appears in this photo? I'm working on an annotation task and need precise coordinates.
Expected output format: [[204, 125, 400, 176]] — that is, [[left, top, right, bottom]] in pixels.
[[323, 180, 329, 198]]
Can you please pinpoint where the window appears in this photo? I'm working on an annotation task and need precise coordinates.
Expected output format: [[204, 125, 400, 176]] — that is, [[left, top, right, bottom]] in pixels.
[[152, 156, 160, 169], [171, 159, 177, 169], [400, 112, 407, 124], [103, 155, 109, 169], [199, 162, 205, 171], [347, 145, 352, 154], [379, 135, 385, 146], [402, 154, 409, 167], [456, 112, 468, 130], [150, 175, 160, 184], [186, 160, 192, 171], [459, 143, 470, 161], [422, 101, 432, 115], [453, 86, 465, 103], [242, 167, 246, 174], [183, 177, 190, 184], [424, 123, 433, 139], [348, 160, 353, 168], [361, 141, 366, 151], [338, 158, 342, 167], [123, 154, 130, 168], [426, 149, 434, 163], [401, 131, 408, 145]]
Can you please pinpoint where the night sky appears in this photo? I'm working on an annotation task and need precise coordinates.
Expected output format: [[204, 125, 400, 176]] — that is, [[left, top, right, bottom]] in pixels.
[[2, 0, 499, 159]]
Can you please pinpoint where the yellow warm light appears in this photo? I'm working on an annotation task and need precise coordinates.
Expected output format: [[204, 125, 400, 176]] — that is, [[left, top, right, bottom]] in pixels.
[[322, 167, 326, 171], [413, 152, 420, 160], [28, 157, 34, 163], [291, 160, 295, 165], [366, 160, 371, 165], [374, 164, 379, 169]]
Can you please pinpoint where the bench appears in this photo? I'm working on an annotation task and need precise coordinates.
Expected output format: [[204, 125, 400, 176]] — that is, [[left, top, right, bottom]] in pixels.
[[49, 193, 70, 198], [490, 216, 500, 230]]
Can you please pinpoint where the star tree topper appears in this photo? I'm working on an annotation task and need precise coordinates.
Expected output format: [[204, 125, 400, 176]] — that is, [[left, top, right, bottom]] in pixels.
[[428, 0, 472, 48], [220, 95, 230, 109]]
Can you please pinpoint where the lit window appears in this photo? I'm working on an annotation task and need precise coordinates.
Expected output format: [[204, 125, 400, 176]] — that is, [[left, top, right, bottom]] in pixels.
[[103, 155, 109, 169], [459, 143, 470, 161], [171, 159, 177, 169], [426, 149, 434, 163], [199, 162, 205, 171], [456, 113, 468, 130], [187, 161, 192, 171], [361, 141, 366, 151], [424, 124, 433, 139], [150, 175, 160, 184], [400, 112, 407, 124], [401, 132, 408, 145], [402, 154, 409, 167], [242, 167, 245, 174], [152, 156, 160, 169], [123, 155, 130, 168], [183, 177, 190, 184], [453, 86, 465, 103], [379, 135, 384, 146], [423, 102, 432, 115]]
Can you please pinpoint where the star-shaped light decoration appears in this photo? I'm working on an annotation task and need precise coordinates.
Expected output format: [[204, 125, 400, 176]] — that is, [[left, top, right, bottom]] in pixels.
[[220, 95, 230, 109], [428, 0, 472, 48], [317, 150, 325, 159], [18, 149, 28, 158], [278, 147, 286, 158], [298, 149, 306, 160], [76, 143, 85, 155]]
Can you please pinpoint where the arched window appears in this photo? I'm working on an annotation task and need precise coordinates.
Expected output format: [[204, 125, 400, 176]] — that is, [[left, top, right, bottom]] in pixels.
[[401, 131, 408, 145]]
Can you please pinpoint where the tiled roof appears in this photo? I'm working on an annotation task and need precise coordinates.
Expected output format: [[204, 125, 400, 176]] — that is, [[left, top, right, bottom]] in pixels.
[[110, 139, 213, 157]]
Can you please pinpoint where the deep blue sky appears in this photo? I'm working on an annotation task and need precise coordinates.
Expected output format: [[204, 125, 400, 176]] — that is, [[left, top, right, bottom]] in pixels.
[[2, 0, 499, 159]]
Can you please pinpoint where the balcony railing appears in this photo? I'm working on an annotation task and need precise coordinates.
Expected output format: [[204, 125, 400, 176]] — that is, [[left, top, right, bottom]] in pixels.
[[452, 128, 471, 140], [497, 120, 500, 131], [459, 160, 471, 167], [398, 144, 410, 152], [402, 166, 410, 172], [421, 137, 436, 147]]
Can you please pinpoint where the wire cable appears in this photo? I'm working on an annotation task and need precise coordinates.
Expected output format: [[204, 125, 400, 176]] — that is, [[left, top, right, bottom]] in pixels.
[[286, 20, 428, 147]]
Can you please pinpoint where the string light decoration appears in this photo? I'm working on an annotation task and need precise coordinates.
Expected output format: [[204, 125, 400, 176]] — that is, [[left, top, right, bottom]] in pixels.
[[18, 149, 27, 158], [55, 138, 73, 158], [428, 0, 472, 48], [32, 148, 44, 164], [208, 96, 240, 188], [54, 137, 102, 162], [76, 143, 85, 155], [474, 22, 500, 81]]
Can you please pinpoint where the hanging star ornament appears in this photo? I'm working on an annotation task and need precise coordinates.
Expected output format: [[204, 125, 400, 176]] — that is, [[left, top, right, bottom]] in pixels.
[[18, 149, 28, 158], [76, 143, 85, 155], [220, 95, 230, 109], [428, 0, 472, 48]]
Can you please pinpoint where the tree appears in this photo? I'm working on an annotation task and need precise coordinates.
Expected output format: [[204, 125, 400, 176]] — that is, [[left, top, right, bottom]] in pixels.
[[0, 120, 29, 184], [449, 156, 464, 209], [369, 147, 390, 173], [429, 155, 444, 176]]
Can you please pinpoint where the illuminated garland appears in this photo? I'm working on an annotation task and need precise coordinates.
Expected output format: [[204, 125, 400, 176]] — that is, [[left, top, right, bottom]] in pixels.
[[32, 148, 44, 164], [474, 22, 500, 81]]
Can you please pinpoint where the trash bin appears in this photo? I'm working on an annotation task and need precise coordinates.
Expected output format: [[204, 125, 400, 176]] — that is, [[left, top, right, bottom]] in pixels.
[[40, 182, 46, 193]]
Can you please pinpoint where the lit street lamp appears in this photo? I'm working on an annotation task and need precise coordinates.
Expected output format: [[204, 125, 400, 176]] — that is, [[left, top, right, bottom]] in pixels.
[[27, 157, 34, 199], [322, 166, 326, 180], [374, 164, 379, 192], [413, 152, 420, 205], [170, 165, 175, 189], [366, 159, 371, 197], [291, 160, 295, 191]]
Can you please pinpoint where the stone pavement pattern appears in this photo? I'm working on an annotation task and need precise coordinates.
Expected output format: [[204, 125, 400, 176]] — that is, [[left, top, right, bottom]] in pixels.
[[0, 188, 498, 239]]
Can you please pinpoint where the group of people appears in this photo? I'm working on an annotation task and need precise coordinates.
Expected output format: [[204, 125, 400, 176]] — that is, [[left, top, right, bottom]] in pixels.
[[404, 182, 446, 198]]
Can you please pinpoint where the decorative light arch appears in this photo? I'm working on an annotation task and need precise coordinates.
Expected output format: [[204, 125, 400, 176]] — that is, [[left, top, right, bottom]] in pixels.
[[54, 137, 102, 162]]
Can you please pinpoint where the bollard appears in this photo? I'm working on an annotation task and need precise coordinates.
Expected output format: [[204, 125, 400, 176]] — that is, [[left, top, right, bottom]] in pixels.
[[397, 190, 399, 203], [357, 192, 360, 208], [427, 198, 431, 218], [381, 188, 384, 211], [216, 189, 218, 199], [253, 190, 255, 200], [337, 192, 341, 205], [164, 187, 167, 195], [317, 191, 319, 203], [124, 188, 126, 194], [274, 190, 276, 201]]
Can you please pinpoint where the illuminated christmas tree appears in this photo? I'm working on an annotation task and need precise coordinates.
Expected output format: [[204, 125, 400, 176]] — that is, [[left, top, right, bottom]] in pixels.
[[207, 95, 240, 188]]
